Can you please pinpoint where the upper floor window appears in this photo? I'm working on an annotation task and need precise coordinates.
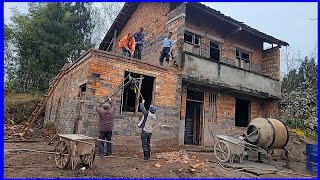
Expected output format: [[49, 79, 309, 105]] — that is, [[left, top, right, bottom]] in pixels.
[[210, 40, 220, 61], [236, 48, 251, 70], [184, 31, 201, 55]]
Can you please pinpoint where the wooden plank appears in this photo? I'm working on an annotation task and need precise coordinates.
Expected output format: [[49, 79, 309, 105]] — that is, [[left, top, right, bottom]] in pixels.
[[134, 75, 143, 113], [21, 67, 69, 136], [58, 134, 96, 141]]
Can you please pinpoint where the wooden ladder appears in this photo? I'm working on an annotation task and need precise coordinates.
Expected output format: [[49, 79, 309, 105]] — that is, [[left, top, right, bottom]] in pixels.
[[19, 63, 70, 137]]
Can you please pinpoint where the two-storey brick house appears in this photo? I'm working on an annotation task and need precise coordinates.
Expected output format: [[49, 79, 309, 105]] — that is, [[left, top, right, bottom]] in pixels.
[[45, 2, 288, 148]]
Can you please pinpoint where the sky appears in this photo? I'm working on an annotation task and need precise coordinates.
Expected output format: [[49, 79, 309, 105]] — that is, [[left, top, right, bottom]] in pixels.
[[4, 2, 318, 70]]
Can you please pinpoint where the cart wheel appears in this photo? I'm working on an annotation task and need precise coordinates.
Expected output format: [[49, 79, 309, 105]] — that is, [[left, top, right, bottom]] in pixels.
[[80, 153, 95, 168], [214, 140, 231, 163], [55, 140, 71, 169]]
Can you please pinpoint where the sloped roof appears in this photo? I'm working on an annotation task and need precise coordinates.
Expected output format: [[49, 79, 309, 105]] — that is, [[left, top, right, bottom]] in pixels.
[[99, 2, 288, 51], [99, 3, 139, 51], [189, 3, 289, 46]]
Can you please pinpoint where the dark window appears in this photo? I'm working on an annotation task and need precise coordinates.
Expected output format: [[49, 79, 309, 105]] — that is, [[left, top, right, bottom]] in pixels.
[[242, 52, 249, 60], [210, 41, 220, 61], [184, 31, 201, 46], [184, 32, 193, 44], [184, 31, 201, 55], [92, 73, 101, 78], [236, 48, 251, 70], [79, 84, 87, 98], [186, 90, 204, 101], [194, 34, 201, 45], [235, 98, 250, 127], [122, 71, 155, 113]]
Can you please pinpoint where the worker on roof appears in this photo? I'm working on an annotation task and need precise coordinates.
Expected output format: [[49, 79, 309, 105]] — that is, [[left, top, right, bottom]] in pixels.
[[118, 33, 136, 57], [159, 32, 174, 66], [96, 97, 115, 157], [133, 27, 145, 60], [138, 99, 158, 161]]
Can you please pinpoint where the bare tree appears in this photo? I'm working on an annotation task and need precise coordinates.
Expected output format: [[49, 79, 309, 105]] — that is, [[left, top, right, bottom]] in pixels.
[[91, 2, 124, 48]]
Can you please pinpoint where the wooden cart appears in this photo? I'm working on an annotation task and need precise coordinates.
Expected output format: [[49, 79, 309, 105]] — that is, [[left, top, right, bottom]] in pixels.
[[54, 134, 96, 170]]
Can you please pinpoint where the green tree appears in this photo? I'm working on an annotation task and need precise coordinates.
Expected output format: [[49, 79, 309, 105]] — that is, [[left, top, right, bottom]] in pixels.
[[281, 56, 318, 140], [6, 2, 94, 92], [4, 24, 17, 91]]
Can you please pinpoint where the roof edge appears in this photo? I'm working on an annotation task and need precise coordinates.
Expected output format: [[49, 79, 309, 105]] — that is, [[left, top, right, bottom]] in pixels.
[[187, 3, 289, 46]]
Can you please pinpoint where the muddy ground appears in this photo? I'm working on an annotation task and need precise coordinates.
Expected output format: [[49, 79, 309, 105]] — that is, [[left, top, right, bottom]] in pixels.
[[4, 126, 317, 178]]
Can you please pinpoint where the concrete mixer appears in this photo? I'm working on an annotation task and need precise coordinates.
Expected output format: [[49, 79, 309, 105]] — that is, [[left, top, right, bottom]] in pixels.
[[213, 118, 290, 167], [246, 118, 290, 166], [246, 118, 289, 149]]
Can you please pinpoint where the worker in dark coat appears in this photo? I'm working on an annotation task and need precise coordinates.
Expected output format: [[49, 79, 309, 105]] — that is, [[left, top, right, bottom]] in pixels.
[[137, 99, 157, 161], [133, 27, 145, 59], [96, 97, 115, 157]]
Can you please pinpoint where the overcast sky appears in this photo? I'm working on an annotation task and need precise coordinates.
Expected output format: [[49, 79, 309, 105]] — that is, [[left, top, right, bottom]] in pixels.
[[4, 2, 318, 64]]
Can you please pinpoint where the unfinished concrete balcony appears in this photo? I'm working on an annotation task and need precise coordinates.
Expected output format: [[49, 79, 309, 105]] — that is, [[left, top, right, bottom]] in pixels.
[[181, 52, 281, 99]]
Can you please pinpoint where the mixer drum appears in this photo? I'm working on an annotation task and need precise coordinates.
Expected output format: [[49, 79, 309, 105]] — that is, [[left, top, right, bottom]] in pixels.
[[246, 118, 289, 149]]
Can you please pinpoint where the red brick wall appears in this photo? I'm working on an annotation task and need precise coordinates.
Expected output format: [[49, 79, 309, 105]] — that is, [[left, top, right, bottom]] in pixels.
[[116, 3, 170, 65], [262, 47, 280, 80], [263, 99, 280, 119], [87, 51, 181, 146], [89, 55, 178, 106], [115, 3, 187, 68], [185, 10, 271, 76], [180, 87, 187, 120], [118, 3, 170, 44]]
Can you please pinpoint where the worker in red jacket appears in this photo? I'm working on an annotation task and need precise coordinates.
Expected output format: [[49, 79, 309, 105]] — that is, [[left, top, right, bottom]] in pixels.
[[118, 33, 136, 57]]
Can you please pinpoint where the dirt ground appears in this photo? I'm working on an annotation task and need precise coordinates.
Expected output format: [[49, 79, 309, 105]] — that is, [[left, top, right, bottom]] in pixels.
[[4, 126, 318, 178]]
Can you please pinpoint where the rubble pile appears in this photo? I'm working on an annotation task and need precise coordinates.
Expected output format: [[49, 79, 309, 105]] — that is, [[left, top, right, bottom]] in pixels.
[[4, 124, 26, 138], [156, 150, 190, 164], [4, 124, 45, 141]]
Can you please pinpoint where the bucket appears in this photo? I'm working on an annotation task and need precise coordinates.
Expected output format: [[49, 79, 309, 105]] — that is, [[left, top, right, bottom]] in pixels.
[[306, 144, 318, 173]]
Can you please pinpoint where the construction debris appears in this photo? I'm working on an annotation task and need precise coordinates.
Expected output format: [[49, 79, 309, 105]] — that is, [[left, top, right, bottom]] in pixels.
[[156, 150, 190, 164], [154, 163, 161, 168]]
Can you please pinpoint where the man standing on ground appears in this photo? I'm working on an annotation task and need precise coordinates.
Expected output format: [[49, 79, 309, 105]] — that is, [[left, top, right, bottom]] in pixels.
[[96, 97, 115, 157], [118, 33, 136, 57], [138, 99, 157, 161], [159, 32, 174, 66], [133, 27, 145, 59]]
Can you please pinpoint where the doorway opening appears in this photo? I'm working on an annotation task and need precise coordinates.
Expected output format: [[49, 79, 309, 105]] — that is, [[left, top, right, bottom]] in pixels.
[[184, 90, 204, 145], [235, 98, 250, 127]]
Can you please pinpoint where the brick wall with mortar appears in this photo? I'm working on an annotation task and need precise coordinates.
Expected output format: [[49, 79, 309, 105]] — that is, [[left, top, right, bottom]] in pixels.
[[205, 93, 273, 143], [45, 3, 282, 149], [184, 10, 282, 79], [45, 53, 92, 133], [262, 47, 281, 80], [178, 83, 276, 146], [178, 81, 277, 146], [263, 99, 280, 119], [82, 50, 182, 148], [115, 3, 186, 68], [44, 50, 182, 149]]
